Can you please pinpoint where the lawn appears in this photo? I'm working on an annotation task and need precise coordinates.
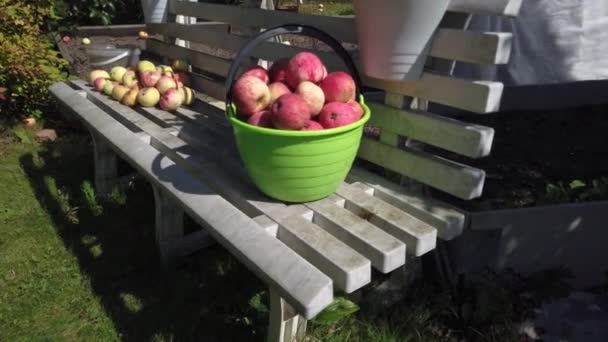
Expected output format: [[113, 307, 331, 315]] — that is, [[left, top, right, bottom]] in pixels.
[[0, 124, 581, 341]]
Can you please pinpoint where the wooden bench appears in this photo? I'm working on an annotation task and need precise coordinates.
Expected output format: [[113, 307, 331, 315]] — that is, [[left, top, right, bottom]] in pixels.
[[50, 0, 521, 340]]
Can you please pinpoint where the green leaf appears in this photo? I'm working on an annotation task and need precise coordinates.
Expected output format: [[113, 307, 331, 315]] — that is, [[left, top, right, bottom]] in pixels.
[[313, 297, 359, 325], [569, 180, 586, 190]]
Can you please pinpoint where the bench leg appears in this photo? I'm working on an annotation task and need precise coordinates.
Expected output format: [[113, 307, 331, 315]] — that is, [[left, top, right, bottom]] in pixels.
[[268, 289, 307, 342], [152, 186, 184, 267], [90, 132, 118, 198]]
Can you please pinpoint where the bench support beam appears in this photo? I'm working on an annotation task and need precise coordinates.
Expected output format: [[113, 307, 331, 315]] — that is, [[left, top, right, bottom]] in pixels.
[[91, 132, 118, 198], [153, 186, 185, 267], [268, 289, 307, 342]]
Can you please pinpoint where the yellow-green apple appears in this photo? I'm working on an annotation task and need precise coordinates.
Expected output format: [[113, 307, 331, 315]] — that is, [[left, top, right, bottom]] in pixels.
[[268, 58, 290, 84], [241, 65, 269, 83], [268, 82, 291, 105], [94, 77, 110, 92], [140, 70, 162, 87], [178, 87, 195, 106], [286, 52, 326, 88], [110, 66, 127, 83], [232, 75, 271, 117], [122, 70, 138, 88], [319, 71, 355, 103], [295, 81, 325, 116], [82, 37, 91, 45], [87, 70, 110, 85], [156, 76, 177, 94], [156, 65, 174, 76], [121, 88, 139, 107], [138, 31, 149, 40], [159, 88, 183, 111], [318, 102, 360, 129], [137, 87, 161, 107], [270, 93, 311, 130], [111, 85, 130, 102], [247, 110, 273, 128], [103, 81, 117, 96], [171, 59, 188, 72], [137, 60, 156, 75]]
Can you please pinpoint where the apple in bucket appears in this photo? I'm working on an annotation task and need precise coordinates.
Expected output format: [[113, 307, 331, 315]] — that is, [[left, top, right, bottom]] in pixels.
[[319, 72, 356, 103], [241, 66, 269, 83], [295, 81, 325, 116], [318, 102, 362, 129], [271, 93, 311, 130], [286, 52, 326, 88], [247, 110, 274, 128], [268, 58, 290, 84], [302, 120, 324, 131], [232, 75, 271, 117], [268, 82, 291, 105]]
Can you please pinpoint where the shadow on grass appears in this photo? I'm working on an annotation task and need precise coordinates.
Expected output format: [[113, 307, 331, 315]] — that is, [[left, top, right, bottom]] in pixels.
[[20, 133, 268, 341]]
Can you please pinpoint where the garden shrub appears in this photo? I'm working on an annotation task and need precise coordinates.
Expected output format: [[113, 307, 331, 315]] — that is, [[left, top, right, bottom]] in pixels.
[[0, 0, 68, 122], [52, 0, 143, 28]]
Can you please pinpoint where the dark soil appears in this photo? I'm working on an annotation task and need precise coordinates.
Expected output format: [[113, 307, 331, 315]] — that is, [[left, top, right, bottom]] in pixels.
[[58, 34, 608, 211]]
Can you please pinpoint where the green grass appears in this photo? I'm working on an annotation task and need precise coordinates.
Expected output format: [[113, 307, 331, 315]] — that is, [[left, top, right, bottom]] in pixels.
[[0, 125, 573, 341]]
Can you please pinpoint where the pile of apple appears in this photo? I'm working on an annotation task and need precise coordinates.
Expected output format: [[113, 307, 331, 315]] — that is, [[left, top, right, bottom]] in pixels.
[[86, 59, 195, 111], [232, 52, 364, 131]]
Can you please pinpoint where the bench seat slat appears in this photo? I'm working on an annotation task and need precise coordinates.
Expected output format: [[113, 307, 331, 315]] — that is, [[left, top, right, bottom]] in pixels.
[[346, 168, 466, 240], [335, 184, 437, 257], [358, 138, 486, 200], [367, 102, 495, 158], [50, 81, 333, 319]]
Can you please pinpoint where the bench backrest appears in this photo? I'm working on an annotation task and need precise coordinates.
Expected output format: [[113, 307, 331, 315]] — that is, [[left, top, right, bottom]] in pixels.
[[145, 0, 522, 201]]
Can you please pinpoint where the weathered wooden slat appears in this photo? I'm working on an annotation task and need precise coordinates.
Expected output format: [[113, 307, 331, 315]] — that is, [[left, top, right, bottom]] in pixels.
[[335, 184, 437, 257], [50, 81, 333, 319], [358, 138, 486, 200], [346, 168, 466, 240], [448, 0, 523, 17], [147, 22, 513, 69], [367, 102, 495, 158], [147, 38, 231, 78], [170, 1, 521, 41], [170, 1, 358, 43], [431, 29, 512, 65], [364, 74, 504, 113], [306, 195, 406, 273]]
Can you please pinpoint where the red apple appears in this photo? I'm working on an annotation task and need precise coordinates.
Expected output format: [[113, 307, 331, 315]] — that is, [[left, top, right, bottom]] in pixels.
[[319, 71, 356, 103], [140, 70, 162, 87], [94, 77, 109, 92], [159, 88, 183, 111], [271, 94, 311, 130], [268, 82, 291, 105], [295, 81, 325, 116], [318, 102, 360, 129], [286, 52, 326, 88], [62, 36, 71, 44], [301, 120, 324, 131], [247, 110, 274, 128], [23, 118, 36, 128], [241, 66, 269, 83], [346, 99, 364, 119], [173, 72, 190, 87], [232, 75, 271, 117], [268, 58, 290, 84]]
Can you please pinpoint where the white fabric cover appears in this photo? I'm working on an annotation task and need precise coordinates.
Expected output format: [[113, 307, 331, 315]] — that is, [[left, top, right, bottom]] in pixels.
[[454, 0, 608, 85]]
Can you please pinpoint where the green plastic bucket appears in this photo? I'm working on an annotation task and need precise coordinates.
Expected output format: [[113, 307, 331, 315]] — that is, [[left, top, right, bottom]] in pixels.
[[225, 25, 371, 203]]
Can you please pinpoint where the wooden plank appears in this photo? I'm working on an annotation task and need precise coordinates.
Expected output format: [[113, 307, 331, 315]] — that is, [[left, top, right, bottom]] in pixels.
[[148, 22, 512, 68], [170, 0, 358, 43], [357, 138, 486, 200], [347, 168, 467, 240], [146, 38, 231, 78], [170, 1, 521, 43], [364, 74, 504, 113], [50, 82, 333, 319], [77, 24, 145, 37], [306, 195, 406, 273], [335, 184, 437, 257], [448, 0, 523, 17], [431, 30, 513, 65], [367, 102, 495, 158]]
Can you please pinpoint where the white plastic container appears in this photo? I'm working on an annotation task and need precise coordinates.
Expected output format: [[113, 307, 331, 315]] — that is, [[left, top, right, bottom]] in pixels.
[[353, 0, 450, 80], [141, 0, 169, 23], [86, 45, 141, 69]]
